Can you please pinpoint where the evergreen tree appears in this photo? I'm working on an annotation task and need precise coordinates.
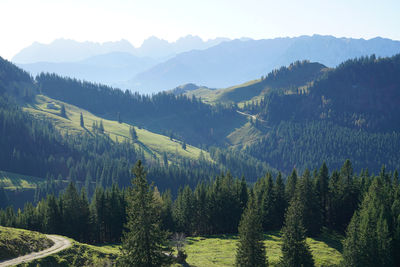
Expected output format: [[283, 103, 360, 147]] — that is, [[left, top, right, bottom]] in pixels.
[[119, 160, 171, 267], [273, 172, 286, 229], [235, 194, 268, 267], [315, 162, 329, 224], [99, 120, 104, 133], [285, 169, 298, 202], [260, 173, 275, 231], [60, 104, 67, 118], [130, 126, 137, 141], [117, 112, 122, 123], [280, 195, 315, 267], [43, 194, 61, 234], [0, 187, 8, 209], [296, 169, 322, 236], [80, 112, 84, 127], [342, 178, 394, 267], [342, 211, 362, 267]]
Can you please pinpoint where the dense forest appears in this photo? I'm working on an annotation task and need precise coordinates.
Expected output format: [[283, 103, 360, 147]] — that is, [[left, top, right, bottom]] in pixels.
[[1, 160, 399, 266], [238, 55, 400, 173]]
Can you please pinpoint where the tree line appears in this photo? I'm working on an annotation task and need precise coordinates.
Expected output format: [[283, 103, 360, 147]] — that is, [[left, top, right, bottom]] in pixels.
[[1, 160, 400, 266]]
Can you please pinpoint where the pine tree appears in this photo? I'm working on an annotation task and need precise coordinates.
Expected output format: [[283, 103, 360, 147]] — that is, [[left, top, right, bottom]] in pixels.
[[315, 162, 329, 224], [273, 172, 286, 229], [80, 112, 84, 127], [0, 187, 8, 209], [117, 112, 122, 123], [296, 169, 322, 236], [60, 104, 67, 118], [99, 120, 104, 133], [119, 160, 171, 267], [285, 169, 298, 202], [43, 194, 61, 234], [280, 196, 315, 267], [130, 126, 137, 142], [342, 178, 394, 267], [260, 173, 275, 231], [235, 194, 268, 267]]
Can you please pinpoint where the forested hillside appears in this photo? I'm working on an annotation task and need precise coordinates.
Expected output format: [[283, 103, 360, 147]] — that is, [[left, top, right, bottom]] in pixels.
[[230, 55, 400, 172], [0, 56, 269, 209], [37, 73, 244, 146]]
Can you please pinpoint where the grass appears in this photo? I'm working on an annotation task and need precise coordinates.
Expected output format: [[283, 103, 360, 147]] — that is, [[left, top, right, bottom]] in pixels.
[[23, 95, 212, 165], [0, 170, 42, 190], [15, 238, 120, 267], [226, 121, 266, 148], [0, 226, 54, 261], [175, 231, 343, 267]]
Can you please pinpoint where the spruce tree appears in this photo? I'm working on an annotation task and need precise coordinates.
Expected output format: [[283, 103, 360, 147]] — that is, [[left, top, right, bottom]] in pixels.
[[80, 112, 84, 127], [280, 196, 315, 267], [119, 160, 171, 267], [285, 169, 298, 202], [60, 104, 67, 118], [235, 194, 268, 267], [315, 162, 329, 224], [342, 178, 394, 267], [99, 120, 104, 133], [130, 126, 137, 141], [273, 172, 286, 229]]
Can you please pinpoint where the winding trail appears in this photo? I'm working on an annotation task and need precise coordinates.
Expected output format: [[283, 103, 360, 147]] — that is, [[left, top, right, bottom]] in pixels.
[[0, 235, 72, 267]]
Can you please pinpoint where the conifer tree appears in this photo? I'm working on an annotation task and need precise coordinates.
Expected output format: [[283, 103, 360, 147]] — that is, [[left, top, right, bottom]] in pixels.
[[119, 160, 171, 267], [280, 195, 315, 267], [99, 120, 104, 133], [43, 194, 61, 234], [296, 169, 322, 236], [130, 126, 137, 141], [315, 162, 329, 224], [60, 104, 67, 118], [273, 172, 286, 229], [235, 193, 268, 267], [80, 112, 84, 127], [285, 169, 298, 202], [342, 178, 394, 267], [260, 173, 275, 231]]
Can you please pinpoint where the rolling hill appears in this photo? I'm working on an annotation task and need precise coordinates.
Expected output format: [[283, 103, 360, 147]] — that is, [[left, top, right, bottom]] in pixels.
[[184, 60, 327, 105]]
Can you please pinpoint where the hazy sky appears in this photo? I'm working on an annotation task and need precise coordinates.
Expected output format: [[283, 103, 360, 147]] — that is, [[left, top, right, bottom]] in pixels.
[[1, 0, 399, 60]]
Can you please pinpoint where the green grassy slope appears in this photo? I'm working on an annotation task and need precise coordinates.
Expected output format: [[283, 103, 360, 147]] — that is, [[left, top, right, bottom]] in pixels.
[[185, 61, 327, 107], [0, 226, 54, 261], [184, 79, 261, 105], [226, 121, 266, 148], [23, 95, 212, 165], [15, 237, 119, 267], [175, 231, 343, 267], [0, 170, 42, 190]]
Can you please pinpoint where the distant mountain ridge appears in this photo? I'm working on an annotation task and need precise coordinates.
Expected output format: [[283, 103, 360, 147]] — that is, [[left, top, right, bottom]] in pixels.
[[128, 35, 400, 92], [17, 52, 157, 86], [12, 35, 230, 64], [13, 35, 400, 94]]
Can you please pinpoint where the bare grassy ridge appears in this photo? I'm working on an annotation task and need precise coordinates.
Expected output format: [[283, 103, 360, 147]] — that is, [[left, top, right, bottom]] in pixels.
[[0, 226, 54, 261]]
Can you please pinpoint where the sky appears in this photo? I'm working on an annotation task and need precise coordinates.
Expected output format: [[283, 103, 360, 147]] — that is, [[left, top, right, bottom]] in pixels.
[[1, 0, 399, 60]]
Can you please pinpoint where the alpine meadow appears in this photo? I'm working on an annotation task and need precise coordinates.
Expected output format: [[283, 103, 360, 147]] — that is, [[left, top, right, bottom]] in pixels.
[[1, 0, 400, 266]]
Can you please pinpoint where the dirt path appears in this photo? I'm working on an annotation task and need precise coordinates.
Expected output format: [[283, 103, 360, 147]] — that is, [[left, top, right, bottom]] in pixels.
[[236, 110, 267, 123], [0, 235, 72, 267]]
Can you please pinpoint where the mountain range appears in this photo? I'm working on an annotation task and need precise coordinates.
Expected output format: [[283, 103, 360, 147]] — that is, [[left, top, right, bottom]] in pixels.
[[13, 35, 400, 94]]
